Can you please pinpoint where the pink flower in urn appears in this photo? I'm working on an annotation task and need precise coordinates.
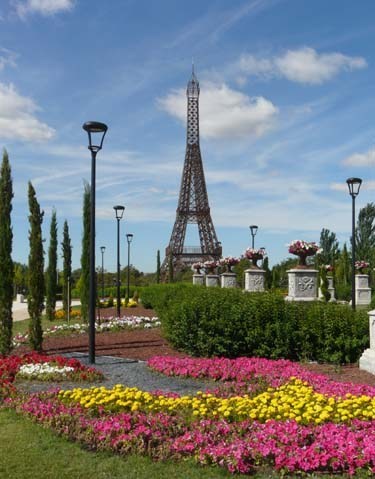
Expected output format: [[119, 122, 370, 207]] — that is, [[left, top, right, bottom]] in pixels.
[[219, 256, 240, 272], [243, 248, 266, 268], [203, 260, 218, 274], [191, 262, 204, 274], [355, 260, 370, 274], [287, 240, 321, 268]]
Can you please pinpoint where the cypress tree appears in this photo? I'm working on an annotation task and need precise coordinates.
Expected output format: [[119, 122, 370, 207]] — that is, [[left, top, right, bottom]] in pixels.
[[45, 209, 58, 321], [156, 249, 161, 284], [80, 182, 90, 322], [0, 150, 14, 355], [27, 182, 44, 351], [62, 220, 72, 319], [168, 254, 174, 283]]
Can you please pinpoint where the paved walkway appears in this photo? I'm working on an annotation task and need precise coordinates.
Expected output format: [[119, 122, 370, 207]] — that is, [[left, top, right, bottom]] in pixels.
[[15, 353, 216, 395], [12, 300, 81, 322]]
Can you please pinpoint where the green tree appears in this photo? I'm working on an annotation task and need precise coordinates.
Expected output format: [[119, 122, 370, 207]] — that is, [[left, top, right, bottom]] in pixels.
[[0, 150, 14, 355], [27, 182, 44, 351], [262, 256, 272, 289], [319, 266, 330, 302], [80, 182, 90, 322], [355, 202, 375, 264], [45, 210, 58, 321], [335, 243, 351, 301], [317, 228, 340, 266], [156, 250, 161, 284], [14, 262, 28, 295], [62, 220, 72, 319]]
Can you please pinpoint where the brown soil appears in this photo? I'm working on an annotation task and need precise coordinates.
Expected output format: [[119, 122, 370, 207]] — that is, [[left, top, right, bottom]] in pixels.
[[19, 306, 375, 386]]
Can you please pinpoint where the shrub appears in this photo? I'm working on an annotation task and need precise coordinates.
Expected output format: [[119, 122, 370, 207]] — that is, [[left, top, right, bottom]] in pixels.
[[154, 288, 369, 363]]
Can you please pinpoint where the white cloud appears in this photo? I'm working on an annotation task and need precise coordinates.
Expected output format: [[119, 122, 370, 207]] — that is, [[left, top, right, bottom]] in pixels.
[[0, 48, 17, 70], [158, 81, 278, 140], [14, 0, 74, 18], [0, 82, 55, 141], [237, 47, 367, 85], [342, 147, 375, 166], [275, 47, 366, 84]]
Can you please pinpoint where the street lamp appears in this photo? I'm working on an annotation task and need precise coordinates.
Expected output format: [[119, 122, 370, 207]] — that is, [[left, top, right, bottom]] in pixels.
[[346, 177, 362, 311], [249, 225, 258, 249], [114, 205, 125, 318], [100, 246, 106, 299], [126, 234, 133, 302], [83, 121, 108, 364]]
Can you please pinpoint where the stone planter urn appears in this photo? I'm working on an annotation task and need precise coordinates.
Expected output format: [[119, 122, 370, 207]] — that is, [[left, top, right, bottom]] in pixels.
[[192, 273, 205, 286], [244, 265, 265, 292], [285, 241, 320, 301], [359, 309, 375, 374], [355, 274, 371, 306], [221, 272, 237, 288], [205, 274, 220, 287], [318, 276, 336, 302]]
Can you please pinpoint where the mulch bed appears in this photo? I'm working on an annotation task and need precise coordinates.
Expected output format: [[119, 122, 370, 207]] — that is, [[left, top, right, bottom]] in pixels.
[[18, 306, 375, 386]]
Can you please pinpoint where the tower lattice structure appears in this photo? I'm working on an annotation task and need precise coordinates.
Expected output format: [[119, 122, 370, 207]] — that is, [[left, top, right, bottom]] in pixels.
[[163, 69, 222, 272]]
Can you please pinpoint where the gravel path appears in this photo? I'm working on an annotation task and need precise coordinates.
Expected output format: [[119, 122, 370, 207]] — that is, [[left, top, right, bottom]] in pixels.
[[15, 352, 216, 395]]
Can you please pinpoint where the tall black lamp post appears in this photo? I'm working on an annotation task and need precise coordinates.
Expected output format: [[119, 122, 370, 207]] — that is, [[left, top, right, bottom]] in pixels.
[[249, 225, 258, 249], [100, 246, 106, 298], [346, 177, 362, 311], [126, 234, 133, 302], [83, 121, 108, 364], [114, 205, 125, 318]]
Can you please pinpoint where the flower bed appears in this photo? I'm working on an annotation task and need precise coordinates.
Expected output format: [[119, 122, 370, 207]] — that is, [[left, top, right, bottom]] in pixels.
[[3, 354, 375, 475], [0, 352, 103, 391], [13, 315, 160, 348]]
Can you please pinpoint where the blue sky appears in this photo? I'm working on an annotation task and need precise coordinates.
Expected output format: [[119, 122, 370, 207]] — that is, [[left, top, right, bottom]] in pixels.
[[1, 0, 375, 273]]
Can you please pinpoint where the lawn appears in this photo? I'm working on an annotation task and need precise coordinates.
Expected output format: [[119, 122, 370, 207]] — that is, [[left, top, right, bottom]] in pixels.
[[0, 409, 233, 479]]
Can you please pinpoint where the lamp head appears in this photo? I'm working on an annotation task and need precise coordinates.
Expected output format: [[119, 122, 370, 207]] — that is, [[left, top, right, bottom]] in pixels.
[[126, 233, 133, 244], [83, 121, 108, 153], [100, 246, 106, 254], [113, 205, 125, 220], [249, 225, 258, 237], [346, 177, 362, 198]]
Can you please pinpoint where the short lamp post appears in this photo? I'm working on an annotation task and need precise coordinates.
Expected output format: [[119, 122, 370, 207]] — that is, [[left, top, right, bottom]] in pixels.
[[114, 205, 125, 318], [346, 177, 362, 311], [249, 225, 258, 249], [126, 234, 133, 302], [83, 121, 108, 364], [100, 246, 106, 299]]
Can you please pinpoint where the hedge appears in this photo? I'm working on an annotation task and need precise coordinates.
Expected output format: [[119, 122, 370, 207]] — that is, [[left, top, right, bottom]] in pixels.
[[144, 285, 369, 364]]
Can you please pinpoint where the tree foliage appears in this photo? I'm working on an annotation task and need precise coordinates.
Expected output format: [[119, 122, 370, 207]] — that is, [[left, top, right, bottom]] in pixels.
[[317, 228, 340, 266], [45, 209, 58, 321], [80, 182, 90, 322], [62, 219, 72, 318], [27, 182, 44, 351], [156, 250, 161, 284], [355, 202, 375, 264], [0, 150, 14, 355]]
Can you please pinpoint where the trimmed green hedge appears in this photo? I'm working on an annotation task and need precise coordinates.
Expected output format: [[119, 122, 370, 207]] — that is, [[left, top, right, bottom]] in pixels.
[[147, 286, 369, 364]]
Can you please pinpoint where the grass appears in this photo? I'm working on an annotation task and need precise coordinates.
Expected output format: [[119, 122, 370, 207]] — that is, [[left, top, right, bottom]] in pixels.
[[12, 306, 84, 336], [0, 409, 371, 479], [0, 409, 231, 479]]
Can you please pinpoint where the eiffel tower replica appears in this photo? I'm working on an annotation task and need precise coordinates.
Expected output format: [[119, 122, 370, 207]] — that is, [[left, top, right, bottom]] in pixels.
[[163, 67, 222, 273]]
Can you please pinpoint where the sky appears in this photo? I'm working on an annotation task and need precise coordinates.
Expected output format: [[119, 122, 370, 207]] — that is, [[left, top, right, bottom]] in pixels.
[[1, 0, 375, 273]]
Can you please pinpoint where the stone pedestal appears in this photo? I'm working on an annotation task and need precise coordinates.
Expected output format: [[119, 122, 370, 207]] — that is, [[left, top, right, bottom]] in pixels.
[[221, 272, 237, 288], [359, 309, 375, 375], [355, 274, 371, 307], [318, 277, 336, 302], [205, 274, 220, 287], [285, 268, 318, 301], [16, 294, 24, 303], [193, 274, 205, 286], [244, 268, 265, 292]]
